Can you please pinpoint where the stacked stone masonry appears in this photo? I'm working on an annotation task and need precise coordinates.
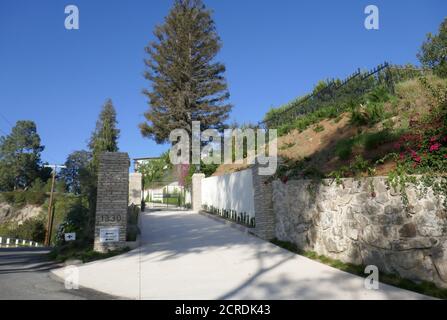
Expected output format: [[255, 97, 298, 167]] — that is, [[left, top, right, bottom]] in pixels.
[[271, 177, 447, 288], [94, 152, 130, 252], [252, 165, 275, 239]]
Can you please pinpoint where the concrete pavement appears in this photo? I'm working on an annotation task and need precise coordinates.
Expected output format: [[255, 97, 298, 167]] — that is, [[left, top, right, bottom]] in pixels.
[[51, 210, 432, 299]]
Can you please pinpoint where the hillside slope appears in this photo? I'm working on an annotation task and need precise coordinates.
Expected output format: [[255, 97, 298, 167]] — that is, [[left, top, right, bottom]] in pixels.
[[0, 203, 43, 225], [213, 75, 447, 179]]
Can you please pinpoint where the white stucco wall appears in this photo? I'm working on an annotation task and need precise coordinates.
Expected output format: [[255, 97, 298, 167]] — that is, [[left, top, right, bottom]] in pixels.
[[201, 168, 255, 217]]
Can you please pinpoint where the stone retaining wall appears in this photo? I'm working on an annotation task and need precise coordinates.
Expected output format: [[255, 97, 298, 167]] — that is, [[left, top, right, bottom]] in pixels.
[[272, 177, 447, 288]]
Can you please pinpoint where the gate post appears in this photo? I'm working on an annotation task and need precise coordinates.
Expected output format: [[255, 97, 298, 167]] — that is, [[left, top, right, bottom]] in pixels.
[[94, 152, 130, 253], [192, 173, 205, 212], [129, 172, 143, 208], [251, 163, 275, 240]]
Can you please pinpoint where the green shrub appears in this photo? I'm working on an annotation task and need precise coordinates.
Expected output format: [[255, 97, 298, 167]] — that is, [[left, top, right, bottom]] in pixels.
[[313, 124, 324, 133], [368, 102, 385, 122], [350, 102, 385, 126], [54, 197, 90, 245], [363, 129, 398, 149], [9, 218, 46, 242], [335, 139, 356, 160], [25, 192, 46, 205], [351, 155, 370, 173], [366, 85, 390, 103], [349, 105, 369, 126], [13, 192, 26, 208], [276, 104, 348, 135], [1, 189, 47, 207], [26, 178, 47, 206], [29, 178, 47, 193], [0, 192, 15, 204], [127, 204, 140, 241]]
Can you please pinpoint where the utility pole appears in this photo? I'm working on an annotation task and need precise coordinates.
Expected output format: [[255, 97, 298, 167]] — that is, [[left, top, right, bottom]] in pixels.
[[44, 164, 66, 247]]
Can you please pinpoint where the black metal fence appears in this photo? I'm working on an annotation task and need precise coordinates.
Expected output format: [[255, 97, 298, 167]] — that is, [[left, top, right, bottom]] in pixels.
[[260, 62, 430, 129], [144, 182, 191, 210]]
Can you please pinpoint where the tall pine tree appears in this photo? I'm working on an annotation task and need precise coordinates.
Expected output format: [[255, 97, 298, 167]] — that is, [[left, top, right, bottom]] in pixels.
[[89, 99, 120, 171], [139, 0, 232, 144], [83, 99, 120, 241], [0, 121, 46, 191]]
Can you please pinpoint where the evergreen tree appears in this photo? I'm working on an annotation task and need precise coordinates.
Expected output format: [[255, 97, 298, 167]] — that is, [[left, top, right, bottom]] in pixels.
[[89, 99, 120, 171], [418, 18, 447, 77], [60, 150, 92, 194], [0, 121, 46, 191], [84, 99, 120, 241], [139, 0, 232, 144]]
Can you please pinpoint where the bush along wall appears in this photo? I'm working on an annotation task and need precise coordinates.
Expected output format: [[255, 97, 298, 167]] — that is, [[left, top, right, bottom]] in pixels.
[[202, 204, 255, 228]]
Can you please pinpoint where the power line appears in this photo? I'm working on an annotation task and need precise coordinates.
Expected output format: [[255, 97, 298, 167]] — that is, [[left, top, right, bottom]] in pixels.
[[0, 111, 13, 128], [0, 111, 12, 136]]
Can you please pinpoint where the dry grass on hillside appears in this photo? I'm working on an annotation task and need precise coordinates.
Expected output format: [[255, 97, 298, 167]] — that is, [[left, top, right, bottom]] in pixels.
[[212, 76, 446, 177]]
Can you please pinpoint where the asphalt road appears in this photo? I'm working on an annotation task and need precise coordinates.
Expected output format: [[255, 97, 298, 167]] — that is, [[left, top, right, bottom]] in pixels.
[[0, 247, 117, 300]]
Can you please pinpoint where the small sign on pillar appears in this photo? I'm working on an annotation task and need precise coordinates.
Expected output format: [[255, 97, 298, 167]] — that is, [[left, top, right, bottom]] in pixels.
[[99, 227, 120, 243]]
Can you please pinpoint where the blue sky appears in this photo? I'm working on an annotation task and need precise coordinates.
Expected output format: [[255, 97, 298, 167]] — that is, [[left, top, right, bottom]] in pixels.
[[0, 0, 445, 166]]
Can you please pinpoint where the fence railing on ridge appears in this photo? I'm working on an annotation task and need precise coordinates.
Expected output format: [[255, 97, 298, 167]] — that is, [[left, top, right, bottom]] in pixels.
[[259, 62, 431, 129]]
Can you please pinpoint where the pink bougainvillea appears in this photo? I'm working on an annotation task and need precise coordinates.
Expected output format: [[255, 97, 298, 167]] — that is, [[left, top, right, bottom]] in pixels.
[[177, 163, 190, 187], [429, 143, 441, 152]]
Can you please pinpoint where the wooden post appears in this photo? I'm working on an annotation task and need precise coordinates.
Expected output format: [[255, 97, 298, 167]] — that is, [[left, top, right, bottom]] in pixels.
[[44, 168, 56, 246]]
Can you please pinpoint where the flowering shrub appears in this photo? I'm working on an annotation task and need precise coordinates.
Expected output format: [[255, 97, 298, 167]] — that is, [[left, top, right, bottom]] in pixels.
[[385, 77, 447, 210], [395, 131, 447, 172], [393, 79, 447, 174]]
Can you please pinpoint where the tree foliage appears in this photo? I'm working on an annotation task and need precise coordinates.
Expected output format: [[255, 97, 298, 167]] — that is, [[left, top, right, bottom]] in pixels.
[[60, 150, 92, 194], [136, 152, 171, 187], [0, 121, 49, 191], [80, 99, 119, 234], [89, 99, 120, 171], [139, 0, 232, 144], [418, 17, 447, 77]]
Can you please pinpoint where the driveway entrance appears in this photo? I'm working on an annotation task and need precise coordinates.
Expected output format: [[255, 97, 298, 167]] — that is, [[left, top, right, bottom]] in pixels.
[[52, 210, 431, 299]]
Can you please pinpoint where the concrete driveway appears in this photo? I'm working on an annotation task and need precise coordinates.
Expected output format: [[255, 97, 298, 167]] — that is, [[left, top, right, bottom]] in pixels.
[[52, 210, 432, 299]]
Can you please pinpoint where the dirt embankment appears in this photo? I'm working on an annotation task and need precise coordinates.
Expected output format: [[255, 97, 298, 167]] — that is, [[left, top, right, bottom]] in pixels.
[[0, 202, 43, 225], [212, 76, 445, 177]]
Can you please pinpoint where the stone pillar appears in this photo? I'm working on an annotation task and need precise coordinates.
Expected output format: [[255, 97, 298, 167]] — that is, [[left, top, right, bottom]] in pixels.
[[129, 172, 142, 207], [192, 173, 205, 212], [251, 164, 275, 240], [94, 152, 130, 253]]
